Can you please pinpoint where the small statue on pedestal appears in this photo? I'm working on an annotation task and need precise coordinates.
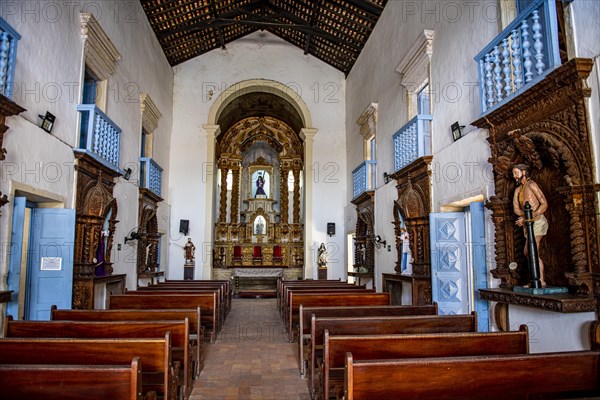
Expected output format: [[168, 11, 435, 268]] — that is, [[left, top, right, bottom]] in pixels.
[[317, 243, 327, 268], [184, 238, 195, 265]]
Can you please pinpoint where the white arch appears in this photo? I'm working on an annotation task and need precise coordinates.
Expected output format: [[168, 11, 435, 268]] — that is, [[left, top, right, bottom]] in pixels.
[[203, 79, 318, 279], [206, 79, 313, 128]]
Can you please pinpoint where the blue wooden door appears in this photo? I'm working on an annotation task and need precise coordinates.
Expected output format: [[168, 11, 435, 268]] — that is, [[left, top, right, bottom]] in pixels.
[[26, 208, 75, 320], [470, 202, 489, 332], [6, 197, 26, 318], [430, 213, 470, 315]]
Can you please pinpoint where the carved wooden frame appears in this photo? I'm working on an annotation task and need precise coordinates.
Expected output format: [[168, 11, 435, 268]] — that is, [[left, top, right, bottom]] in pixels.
[[390, 156, 433, 305], [473, 58, 599, 297]]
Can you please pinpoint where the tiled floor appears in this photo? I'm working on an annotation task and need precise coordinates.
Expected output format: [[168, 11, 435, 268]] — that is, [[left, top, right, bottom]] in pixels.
[[190, 298, 311, 400]]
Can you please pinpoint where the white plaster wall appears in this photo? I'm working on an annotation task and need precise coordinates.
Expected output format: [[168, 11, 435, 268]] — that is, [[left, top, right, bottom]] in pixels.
[[169, 31, 346, 279], [373, 180, 399, 290], [508, 306, 595, 352], [1, 1, 173, 290]]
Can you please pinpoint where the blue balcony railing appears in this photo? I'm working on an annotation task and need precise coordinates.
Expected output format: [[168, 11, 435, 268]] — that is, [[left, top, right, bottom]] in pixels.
[[393, 114, 432, 172], [0, 18, 21, 99], [474, 0, 560, 114], [77, 104, 121, 170], [140, 157, 163, 197], [353, 160, 377, 199]]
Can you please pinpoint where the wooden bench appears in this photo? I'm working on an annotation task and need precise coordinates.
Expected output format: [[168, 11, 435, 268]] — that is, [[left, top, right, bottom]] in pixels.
[[298, 304, 438, 376], [0, 357, 142, 400], [50, 307, 204, 377], [320, 326, 529, 400], [4, 317, 194, 400], [109, 293, 219, 342], [344, 350, 600, 399], [288, 292, 391, 341], [149, 281, 232, 315], [309, 313, 477, 397], [281, 285, 367, 318], [278, 282, 359, 315], [0, 335, 177, 400]]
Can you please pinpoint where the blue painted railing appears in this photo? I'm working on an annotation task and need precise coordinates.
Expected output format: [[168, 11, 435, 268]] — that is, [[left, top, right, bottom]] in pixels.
[[77, 104, 121, 170], [474, 0, 560, 114], [353, 160, 377, 199], [140, 157, 163, 197], [393, 114, 432, 172], [0, 18, 21, 99]]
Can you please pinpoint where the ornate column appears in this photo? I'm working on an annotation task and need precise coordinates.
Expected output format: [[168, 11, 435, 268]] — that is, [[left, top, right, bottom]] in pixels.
[[293, 166, 301, 223], [279, 161, 290, 224], [218, 159, 228, 223], [230, 163, 241, 224]]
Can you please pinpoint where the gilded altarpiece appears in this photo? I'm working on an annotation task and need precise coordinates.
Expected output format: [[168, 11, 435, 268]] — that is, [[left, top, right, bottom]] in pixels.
[[473, 59, 600, 309], [73, 153, 125, 309], [389, 156, 433, 305], [213, 117, 304, 281]]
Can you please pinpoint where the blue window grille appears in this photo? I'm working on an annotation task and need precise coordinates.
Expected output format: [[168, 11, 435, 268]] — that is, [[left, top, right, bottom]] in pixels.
[[76, 104, 121, 170], [393, 114, 432, 173], [140, 157, 163, 197], [0, 17, 21, 99], [352, 160, 377, 199], [474, 0, 561, 114]]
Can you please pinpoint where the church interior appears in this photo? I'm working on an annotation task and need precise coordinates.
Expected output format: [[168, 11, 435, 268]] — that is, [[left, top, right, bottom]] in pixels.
[[1, 0, 600, 398]]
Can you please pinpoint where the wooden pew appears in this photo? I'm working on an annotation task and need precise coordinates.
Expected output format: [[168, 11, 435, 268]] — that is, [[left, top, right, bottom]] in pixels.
[[4, 318, 194, 399], [162, 280, 232, 315], [109, 293, 218, 342], [287, 292, 391, 342], [309, 313, 477, 397], [298, 304, 438, 376], [344, 351, 600, 400], [281, 285, 367, 318], [148, 281, 231, 316], [0, 335, 177, 400], [0, 357, 142, 400], [127, 288, 225, 333], [50, 307, 204, 377], [320, 326, 529, 400]]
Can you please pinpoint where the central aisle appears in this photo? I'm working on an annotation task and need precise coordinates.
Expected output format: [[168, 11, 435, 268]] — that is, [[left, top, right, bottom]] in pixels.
[[190, 298, 311, 400]]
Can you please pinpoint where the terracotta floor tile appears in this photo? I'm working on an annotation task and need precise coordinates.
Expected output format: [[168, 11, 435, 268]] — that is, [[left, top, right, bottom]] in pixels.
[[191, 299, 311, 400]]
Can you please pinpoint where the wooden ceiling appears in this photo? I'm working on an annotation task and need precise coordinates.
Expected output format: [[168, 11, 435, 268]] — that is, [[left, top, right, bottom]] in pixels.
[[140, 0, 388, 75]]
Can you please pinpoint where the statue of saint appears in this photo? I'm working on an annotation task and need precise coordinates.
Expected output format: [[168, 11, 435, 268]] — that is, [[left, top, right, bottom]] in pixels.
[[255, 174, 266, 197], [317, 243, 327, 268], [512, 164, 549, 287], [184, 238, 196, 263]]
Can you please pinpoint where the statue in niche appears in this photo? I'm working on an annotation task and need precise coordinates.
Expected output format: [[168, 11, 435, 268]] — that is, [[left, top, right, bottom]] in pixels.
[[252, 171, 269, 198], [254, 216, 266, 235], [184, 238, 196, 264], [512, 164, 549, 287]]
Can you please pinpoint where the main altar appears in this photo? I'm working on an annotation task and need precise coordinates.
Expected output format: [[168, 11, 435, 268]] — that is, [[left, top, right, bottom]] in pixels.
[[212, 116, 304, 283]]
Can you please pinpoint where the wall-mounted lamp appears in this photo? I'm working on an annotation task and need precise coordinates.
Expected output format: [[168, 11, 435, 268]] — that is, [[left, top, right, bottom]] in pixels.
[[38, 112, 56, 133], [451, 121, 465, 141], [374, 235, 387, 249], [383, 172, 390, 184], [123, 167, 132, 181], [124, 231, 140, 244]]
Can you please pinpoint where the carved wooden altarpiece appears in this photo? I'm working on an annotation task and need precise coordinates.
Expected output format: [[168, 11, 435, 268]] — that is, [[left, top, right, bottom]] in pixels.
[[137, 188, 162, 285], [350, 191, 375, 289], [72, 152, 124, 309], [473, 59, 600, 311], [0, 94, 26, 215], [389, 156, 433, 305]]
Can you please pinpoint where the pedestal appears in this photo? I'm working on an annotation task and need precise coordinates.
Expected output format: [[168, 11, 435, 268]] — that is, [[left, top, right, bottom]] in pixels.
[[318, 266, 327, 280], [184, 263, 195, 280]]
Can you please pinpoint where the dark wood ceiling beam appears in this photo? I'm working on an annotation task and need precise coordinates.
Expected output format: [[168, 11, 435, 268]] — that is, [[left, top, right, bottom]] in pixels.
[[304, 0, 321, 54], [209, 0, 226, 49], [344, 0, 384, 17], [264, 3, 361, 51], [141, 0, 203, 17], [157, 2, 263, 40]]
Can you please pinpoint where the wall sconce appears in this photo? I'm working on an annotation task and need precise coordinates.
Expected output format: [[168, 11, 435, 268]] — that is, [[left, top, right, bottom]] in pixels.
[[383, 172, 390, 184], [123, 167, 132, 181], [124, 231, 140, 244], [451, 121, 464, 141], [374, 235, 387, 249], [38, 112, 56, 133]]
